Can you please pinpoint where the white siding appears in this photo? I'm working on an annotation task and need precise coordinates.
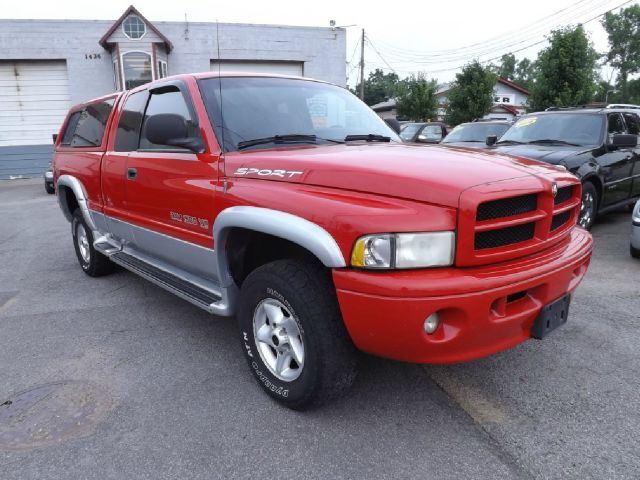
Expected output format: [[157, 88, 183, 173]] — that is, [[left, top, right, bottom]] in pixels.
[[0, 60, 71, 147], [209, 60, 303, 76]]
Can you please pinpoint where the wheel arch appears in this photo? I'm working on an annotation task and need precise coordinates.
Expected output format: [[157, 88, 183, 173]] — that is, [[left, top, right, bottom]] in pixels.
[[581, 174, 603, 208], [56, 175, 97, 231], [213, 206, 346, 288]]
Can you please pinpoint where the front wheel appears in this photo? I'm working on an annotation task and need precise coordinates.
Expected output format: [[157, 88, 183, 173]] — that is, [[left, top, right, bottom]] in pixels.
[[578, 182, 598, 230], [631, 245, 640, 259], [237, 259, 358, 409]]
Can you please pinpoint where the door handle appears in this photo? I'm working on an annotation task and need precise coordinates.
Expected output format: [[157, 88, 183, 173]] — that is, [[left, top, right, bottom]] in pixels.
[[127, 168, 137, 180]]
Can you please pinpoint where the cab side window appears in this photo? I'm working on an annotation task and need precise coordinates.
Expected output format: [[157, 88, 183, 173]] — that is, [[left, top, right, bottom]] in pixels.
[[115, 91, 149, 152], [139, 89, 198, 150], [70, 99, 115, 147], [608, 113, 626, 141], [623, 113, 640, 136], [60, 111, 82, 145]]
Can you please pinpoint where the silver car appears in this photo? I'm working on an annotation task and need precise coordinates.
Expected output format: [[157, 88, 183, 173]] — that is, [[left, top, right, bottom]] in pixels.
[[632, 199, 640, 258]]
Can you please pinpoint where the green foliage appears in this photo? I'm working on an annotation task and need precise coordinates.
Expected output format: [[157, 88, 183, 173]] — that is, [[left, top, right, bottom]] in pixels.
[[354, 68, 399, 106], [496, 53, 516, 80], [601, 5, 640, 102], [446, 61, 496, 125], [529, 25, 598, 111], [514, 58, 535, 89], [395, 73, 439, 121]]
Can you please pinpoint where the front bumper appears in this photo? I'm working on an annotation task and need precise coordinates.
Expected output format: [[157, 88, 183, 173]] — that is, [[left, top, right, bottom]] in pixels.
[[333, 228, 592, 364]]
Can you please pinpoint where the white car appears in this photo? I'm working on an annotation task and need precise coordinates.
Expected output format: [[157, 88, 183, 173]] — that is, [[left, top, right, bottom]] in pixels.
[[631, 199, 640, 258]]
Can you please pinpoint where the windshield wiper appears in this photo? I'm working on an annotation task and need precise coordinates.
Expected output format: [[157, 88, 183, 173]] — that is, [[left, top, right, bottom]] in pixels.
[[237, 134, 318, 150], [495, 139, 524, 145], [344, 134, 391, 142], [526, 139, 579, 146]]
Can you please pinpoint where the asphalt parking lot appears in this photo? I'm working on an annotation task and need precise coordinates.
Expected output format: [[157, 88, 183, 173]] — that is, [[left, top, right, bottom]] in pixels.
[[1, 179, 639, 480]]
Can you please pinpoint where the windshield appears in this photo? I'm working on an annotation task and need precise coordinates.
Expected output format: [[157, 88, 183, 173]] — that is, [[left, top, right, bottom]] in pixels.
[[199, 76, 400, 151], [399, 123, 421, 141], [442, 123, 509, 143], [498, 114, 605, 146]]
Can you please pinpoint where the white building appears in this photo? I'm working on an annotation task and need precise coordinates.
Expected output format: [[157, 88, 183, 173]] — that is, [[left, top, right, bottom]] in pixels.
[[0, 6, 346, 178]]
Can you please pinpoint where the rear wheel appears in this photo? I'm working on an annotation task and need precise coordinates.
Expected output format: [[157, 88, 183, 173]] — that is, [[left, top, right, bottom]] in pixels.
[[631, 245, 640, 259], [578, 182, 598, 230], [71, 209, 115, 277], [237, 259, 357, 409], [44, 182, 54, 194]]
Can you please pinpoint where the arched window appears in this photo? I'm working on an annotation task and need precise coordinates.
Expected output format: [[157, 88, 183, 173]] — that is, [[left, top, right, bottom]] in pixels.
[[122, 15, 146, 39], [122, 51, 152, 90]]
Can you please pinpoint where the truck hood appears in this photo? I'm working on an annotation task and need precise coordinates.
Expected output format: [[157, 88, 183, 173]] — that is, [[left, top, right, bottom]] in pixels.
[[490, 144, 593, 165], [225, 143, 565, 208]]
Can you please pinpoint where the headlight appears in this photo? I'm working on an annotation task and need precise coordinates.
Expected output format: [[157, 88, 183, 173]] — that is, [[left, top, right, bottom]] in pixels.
[[351, 232, 455, 269]]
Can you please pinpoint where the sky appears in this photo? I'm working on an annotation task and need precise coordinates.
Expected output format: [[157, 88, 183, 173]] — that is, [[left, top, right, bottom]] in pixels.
[[1, 0, 636, 87]]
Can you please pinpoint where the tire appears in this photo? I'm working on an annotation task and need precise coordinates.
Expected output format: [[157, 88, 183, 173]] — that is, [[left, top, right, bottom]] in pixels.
[[44, 182, 55, 194], [578, 181, 598, 230], [71, 209, 115, 277], [631, 245, 640, 259], [237, 259, 358, 409]]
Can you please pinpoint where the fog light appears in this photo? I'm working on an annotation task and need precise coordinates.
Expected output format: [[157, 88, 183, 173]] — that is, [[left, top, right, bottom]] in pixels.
[[423, 313, 439, 334]]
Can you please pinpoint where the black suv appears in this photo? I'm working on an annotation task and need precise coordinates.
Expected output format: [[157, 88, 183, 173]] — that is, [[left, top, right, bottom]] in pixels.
[[490, 107, 640, 229]]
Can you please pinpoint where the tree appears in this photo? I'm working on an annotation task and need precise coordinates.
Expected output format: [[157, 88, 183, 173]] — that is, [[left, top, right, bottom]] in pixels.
[[446, 61, 496, 125], [528, 25, 598, 111], [353, 69, 399, 106], [394, 73, 438, 121], [496, 53, 516, 80], [601, 5, 640, 102], [514, 58, 535, 89], [593, 79, 621, 103]]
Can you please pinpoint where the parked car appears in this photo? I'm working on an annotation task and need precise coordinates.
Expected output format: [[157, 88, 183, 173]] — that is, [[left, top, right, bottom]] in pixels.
[[44, 163, 54, 194], [631, 199, 640, 258], [441, 120, 511, 148], [399, 122, 448, 144], [52, 73, 592, 409], [490, 107, 640, 229]]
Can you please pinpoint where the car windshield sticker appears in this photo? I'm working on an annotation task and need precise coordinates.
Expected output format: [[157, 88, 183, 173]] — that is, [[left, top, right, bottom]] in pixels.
[[515, 117, 537, 128]]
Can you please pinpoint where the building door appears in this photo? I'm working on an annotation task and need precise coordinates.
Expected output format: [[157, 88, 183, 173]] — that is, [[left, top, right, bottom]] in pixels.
[[0, 60, 70, 178]]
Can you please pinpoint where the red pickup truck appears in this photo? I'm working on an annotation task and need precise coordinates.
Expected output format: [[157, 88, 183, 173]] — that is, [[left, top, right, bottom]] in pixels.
[[53, 73, 592, 408]]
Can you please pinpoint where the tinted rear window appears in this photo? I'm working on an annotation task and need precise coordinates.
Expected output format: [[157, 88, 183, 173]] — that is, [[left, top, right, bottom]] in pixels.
[[69, 99, 115, 147], [60, 111, 82, 145]]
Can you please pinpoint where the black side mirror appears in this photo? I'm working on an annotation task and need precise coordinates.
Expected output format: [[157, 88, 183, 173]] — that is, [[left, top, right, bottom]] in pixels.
[[52, 133, 58, 144], [611, 134, 637, 148], [144, 114, 204, 153], [486, 135, 498, 146]]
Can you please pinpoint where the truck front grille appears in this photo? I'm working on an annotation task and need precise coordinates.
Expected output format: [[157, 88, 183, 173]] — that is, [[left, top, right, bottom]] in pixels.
[[475, 223, 536, 250], [476, 194, 537, 221], [456, 178, 583, 266]]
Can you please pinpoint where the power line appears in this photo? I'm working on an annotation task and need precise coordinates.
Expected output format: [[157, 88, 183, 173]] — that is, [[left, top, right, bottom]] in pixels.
[[372, 0, 616, 64], [364, 0, 634, 76], [365, 35, 397, 74]]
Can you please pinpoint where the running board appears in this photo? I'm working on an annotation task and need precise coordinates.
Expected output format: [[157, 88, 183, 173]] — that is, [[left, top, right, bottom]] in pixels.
[[110, 251, 223, 313]]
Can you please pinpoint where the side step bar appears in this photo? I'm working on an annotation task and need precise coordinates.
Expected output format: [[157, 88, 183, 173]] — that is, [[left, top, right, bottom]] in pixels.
[[110, 251, 223, 313]]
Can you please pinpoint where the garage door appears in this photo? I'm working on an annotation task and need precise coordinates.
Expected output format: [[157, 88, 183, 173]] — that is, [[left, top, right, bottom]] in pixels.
[[0, 60, 70, 179], [209, 60, 303, 77], [0, 60, 71, 147]]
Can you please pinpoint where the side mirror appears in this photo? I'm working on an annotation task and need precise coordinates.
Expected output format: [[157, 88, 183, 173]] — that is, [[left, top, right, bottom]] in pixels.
[[611, 134, 637, 148], [486, 135, 498, 146], [52, 133, 58, 144], [144, 113, 204, 153]]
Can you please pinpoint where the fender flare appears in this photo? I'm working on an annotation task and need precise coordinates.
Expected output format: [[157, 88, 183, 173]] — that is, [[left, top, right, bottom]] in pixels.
[[213, 206, 346, 286], [56, 175, 98, 231]]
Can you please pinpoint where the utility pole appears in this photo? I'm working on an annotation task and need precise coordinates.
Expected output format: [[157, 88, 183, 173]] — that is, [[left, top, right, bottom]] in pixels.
[[359, 29, 365, 101]]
